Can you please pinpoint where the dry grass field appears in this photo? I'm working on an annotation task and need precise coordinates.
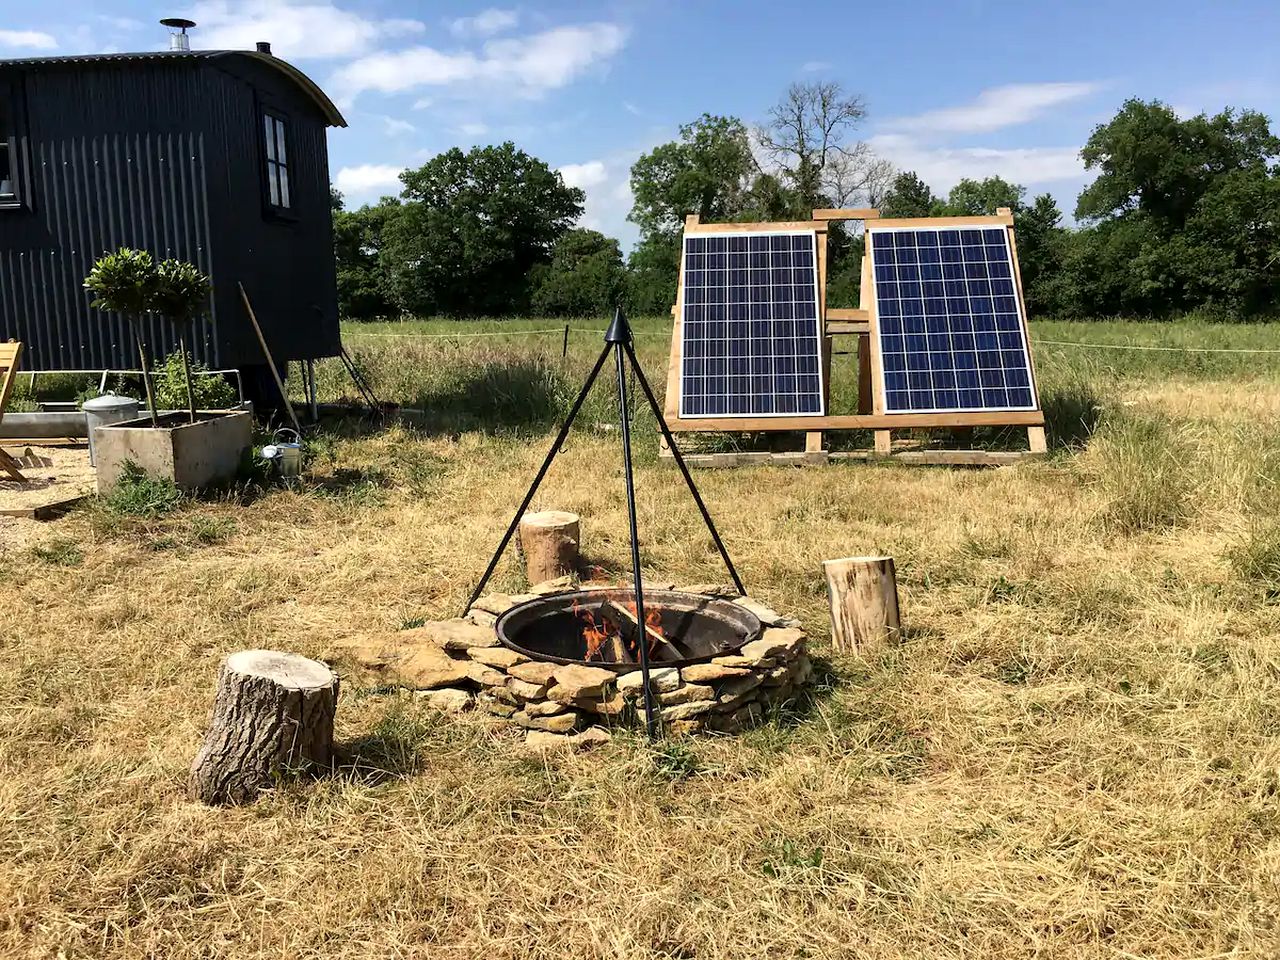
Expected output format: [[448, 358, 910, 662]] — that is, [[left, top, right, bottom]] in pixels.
[[2, 317, 1279, 958]]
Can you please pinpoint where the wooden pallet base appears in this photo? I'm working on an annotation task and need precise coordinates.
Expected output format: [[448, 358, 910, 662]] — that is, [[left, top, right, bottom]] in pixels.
[[660, 423, 1047, 469], [662, 448, 1043, 469]]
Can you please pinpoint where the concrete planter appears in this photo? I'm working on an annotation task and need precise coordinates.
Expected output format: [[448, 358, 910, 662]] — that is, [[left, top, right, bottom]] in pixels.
[[94, 411, 253, 492]]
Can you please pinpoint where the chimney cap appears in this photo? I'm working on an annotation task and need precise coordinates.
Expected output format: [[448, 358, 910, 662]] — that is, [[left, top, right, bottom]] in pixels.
[[255, 41, 272, 55], [160, 17, 197, 30]]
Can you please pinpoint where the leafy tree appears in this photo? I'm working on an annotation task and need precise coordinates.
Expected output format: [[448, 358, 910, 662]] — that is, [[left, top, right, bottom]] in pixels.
[[1015, 194, 1068, 315], [940, 176, 1025, 216], [150, 258, 212, 423], [1070, 99, 1280, 317], [330, 186, 344, 212], [1077, 99, 1279, 229], [530, 229, 627, 317], [335, 199, 400, 321], [879, 172, 937, 218], [382, 143, 584, 316], [625, 234, 682, 316], [84, 248, 161, 425], [629, 115, 757, 238]]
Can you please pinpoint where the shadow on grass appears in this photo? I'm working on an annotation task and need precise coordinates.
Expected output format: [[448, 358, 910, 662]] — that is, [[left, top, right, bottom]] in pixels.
[[408, 357, 575, 436]]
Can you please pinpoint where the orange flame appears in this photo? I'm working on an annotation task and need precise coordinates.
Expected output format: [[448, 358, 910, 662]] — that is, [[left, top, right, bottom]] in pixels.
[[573, 597, 667, 663]]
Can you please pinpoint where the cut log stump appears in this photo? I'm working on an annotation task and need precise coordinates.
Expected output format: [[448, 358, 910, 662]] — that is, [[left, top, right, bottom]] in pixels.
[[519, 510, 580, 586], [823, 556, 901, 655], [189, 650, 339, 806]]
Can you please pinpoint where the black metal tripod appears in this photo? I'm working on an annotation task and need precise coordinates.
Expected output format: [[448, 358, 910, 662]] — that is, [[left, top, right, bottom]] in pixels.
[[464, 308, 745, 739]]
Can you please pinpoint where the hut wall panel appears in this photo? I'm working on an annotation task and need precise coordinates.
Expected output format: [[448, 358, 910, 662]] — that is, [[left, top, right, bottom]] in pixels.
[[0, 56, 340, 372]]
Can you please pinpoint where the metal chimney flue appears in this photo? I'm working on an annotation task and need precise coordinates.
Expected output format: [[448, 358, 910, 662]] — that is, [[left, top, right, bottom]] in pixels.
[[160, 17, 196, 51], [256, 41, 272, 55]]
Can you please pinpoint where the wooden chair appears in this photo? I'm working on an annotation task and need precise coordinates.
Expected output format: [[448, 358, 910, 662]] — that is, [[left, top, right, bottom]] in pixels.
[[0, 341, 28, 482]]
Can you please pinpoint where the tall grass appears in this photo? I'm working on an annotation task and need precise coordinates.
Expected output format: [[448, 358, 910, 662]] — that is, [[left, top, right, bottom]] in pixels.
[[1090, 414, 1195, 533]]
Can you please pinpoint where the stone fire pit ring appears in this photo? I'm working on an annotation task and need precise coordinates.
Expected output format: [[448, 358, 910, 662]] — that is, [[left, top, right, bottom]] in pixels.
[[338, 583, 814, 749]]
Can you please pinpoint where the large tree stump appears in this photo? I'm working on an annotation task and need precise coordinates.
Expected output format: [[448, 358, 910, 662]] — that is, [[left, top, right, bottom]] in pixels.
[[519, 510, 580, 585], [823, 556, 901, 654], [189, 650, 339, 806]]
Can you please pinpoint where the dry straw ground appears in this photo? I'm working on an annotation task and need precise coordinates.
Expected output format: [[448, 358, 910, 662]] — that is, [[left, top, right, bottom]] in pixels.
[[2, 318, 1279, 958]]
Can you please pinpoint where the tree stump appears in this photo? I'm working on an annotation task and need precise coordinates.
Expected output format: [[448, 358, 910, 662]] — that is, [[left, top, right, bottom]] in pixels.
[[518, 510, 580, 586], [823, 556, 901, 654], [189, 650, 339, 806]]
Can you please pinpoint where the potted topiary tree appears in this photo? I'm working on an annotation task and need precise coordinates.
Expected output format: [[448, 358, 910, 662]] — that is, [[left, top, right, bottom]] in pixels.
[[84, 248, 161, 427], [150, 257, 211, 424], [84, 248, 251, 493]]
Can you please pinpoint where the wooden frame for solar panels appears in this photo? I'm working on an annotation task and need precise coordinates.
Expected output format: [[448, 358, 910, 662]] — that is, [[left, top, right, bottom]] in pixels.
[[662, 208, 1046, 467]]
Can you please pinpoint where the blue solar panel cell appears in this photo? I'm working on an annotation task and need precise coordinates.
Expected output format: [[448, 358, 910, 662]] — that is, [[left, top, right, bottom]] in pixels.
[[679, 231, 824, 418], [870, 226, 1037, 414]]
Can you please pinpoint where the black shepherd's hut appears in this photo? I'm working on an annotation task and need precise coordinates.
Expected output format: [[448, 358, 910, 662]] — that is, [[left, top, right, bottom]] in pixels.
[[0, 37, 346, 384]]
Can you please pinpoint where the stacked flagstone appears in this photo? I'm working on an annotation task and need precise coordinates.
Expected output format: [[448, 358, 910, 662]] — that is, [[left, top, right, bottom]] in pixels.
[[337, 584, 812, 748]]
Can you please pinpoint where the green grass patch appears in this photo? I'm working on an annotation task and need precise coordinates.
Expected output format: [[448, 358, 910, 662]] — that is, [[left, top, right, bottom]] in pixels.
[[101, 463, 183, 519]]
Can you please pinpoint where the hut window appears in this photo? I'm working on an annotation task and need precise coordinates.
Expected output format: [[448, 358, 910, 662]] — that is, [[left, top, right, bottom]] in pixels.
[[263, 112, 291, 211], [0, 139, 14, 205]]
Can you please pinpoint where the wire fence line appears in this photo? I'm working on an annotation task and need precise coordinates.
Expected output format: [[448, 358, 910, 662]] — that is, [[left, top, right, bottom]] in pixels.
[[341, 326, 1280, 354]]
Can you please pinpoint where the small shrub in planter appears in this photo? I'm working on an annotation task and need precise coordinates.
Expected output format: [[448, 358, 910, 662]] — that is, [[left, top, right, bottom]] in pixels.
[[84, 249, 252, 492]]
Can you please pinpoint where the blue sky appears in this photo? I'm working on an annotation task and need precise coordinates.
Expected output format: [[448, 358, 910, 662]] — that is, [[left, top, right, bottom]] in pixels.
[[2, 1, 1278, 250]]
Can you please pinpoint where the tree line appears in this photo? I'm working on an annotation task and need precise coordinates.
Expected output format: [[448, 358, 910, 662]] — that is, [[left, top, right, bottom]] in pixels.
[[334, 89, 1280, 322]]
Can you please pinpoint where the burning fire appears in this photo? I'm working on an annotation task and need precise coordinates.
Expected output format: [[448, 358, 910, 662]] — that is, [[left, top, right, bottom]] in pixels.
[[574, 598, 667, 663]]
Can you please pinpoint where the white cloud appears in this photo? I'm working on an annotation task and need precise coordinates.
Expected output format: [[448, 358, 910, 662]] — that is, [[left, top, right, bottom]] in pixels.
[[331, 22, 628, 103], [557, 160, 609, 192], [557, 157, 639, 249], [800, 60, 832, 73], [187, 0, 425, 59], [457, 122, 489, 138], [0, 29, 57, 50], [381, 116, 416, 136], [334, 163, 405, 197], [869, 134, 1085, 192], [884, 82, 1103, 135], [449, 8, 519, 39]]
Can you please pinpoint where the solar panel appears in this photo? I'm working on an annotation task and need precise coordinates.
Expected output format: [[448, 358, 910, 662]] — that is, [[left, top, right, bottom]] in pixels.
[[869, 226, 1037, 414], [679, 231, 825, 418]]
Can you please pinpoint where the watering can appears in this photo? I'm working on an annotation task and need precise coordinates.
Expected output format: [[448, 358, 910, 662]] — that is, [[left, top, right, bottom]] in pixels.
[[260, 428, 302, 477]]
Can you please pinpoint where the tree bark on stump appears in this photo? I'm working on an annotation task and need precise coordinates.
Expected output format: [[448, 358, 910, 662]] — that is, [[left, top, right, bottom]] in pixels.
[[518, 510, 580, 585], [189, 650, 339, 806], [823, 556, 901, 654]]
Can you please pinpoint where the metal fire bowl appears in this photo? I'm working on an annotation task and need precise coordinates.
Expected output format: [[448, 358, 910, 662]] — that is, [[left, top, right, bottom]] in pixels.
[[495, 588, 763, 671]]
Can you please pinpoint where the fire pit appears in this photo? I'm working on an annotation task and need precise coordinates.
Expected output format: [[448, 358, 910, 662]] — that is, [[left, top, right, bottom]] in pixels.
[[496, 589, 762, 669], [336, 583, 814, 746]]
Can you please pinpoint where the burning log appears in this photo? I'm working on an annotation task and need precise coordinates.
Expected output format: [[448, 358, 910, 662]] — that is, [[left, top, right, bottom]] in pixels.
[[598, 598, 682, 662]]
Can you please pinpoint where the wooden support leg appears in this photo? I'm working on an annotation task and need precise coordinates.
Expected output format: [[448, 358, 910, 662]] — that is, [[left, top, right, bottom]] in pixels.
[[874, 430, 892, 456], [856, 336, 872, 415], [1027, 426, 1047, 455], [658, 435, 673, 459], [0, 448, 27, 483], [804, 431, 824, 463]]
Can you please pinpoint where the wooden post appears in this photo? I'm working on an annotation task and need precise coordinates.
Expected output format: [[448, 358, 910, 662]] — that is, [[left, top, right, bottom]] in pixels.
[[1027, 426, 1047, 454], [518, 510, 581, 586], [189, 650, 339, 805], [823, 556, 901, 654]]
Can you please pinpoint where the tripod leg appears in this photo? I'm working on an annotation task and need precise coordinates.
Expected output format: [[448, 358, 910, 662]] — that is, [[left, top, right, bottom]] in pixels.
[[622, 341, 746, 597], [462, 343, 613, 614], [614, 341, 658, 740]]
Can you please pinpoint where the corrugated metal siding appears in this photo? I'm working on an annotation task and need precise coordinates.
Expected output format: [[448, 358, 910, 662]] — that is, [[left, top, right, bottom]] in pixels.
[[0, 55, 340, 372], [204, 58, 340, 366]]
